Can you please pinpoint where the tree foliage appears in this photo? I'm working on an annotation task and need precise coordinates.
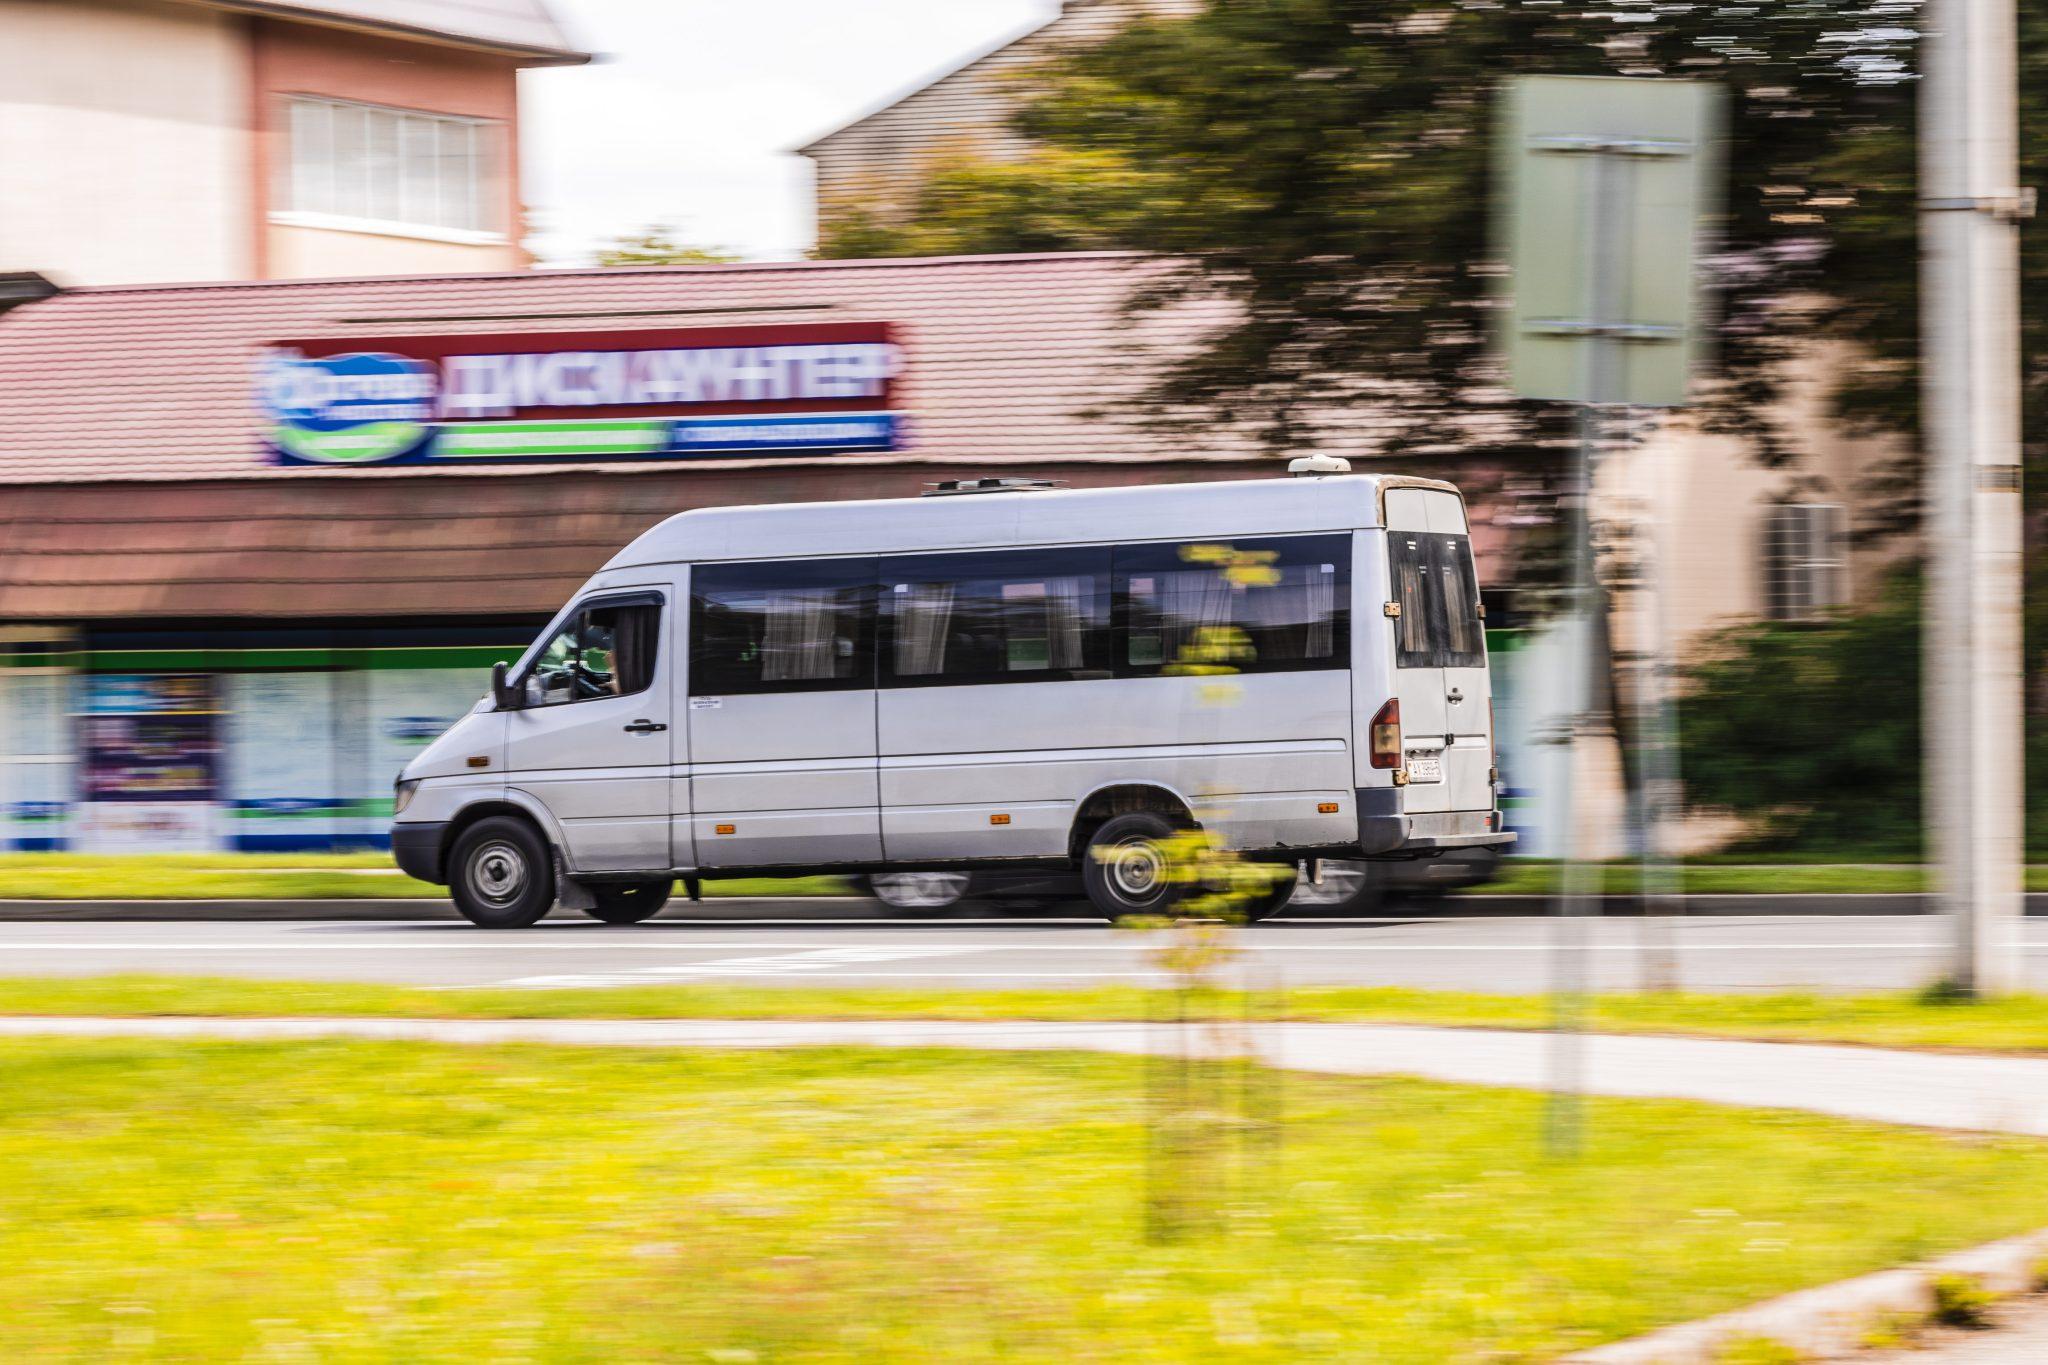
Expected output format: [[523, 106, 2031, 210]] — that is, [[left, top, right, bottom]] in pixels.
[[819, 0, 2048, 481], [595, 226, 739, 268], [1678, 591, 1923, 853]]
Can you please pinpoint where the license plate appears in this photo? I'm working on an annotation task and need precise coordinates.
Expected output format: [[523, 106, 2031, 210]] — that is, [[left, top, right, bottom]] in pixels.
[[1405, 753, 1444, 784]]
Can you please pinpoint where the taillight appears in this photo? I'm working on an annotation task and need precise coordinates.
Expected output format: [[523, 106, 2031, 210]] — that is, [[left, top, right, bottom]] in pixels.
[[1369, 698, 1402, 769]]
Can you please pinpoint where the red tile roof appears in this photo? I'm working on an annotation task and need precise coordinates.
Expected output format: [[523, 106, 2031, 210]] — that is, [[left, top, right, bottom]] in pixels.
[[0, 252, 1282, 488]]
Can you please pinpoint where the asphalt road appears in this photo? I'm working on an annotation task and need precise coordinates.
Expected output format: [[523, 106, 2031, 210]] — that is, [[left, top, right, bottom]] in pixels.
[[5, 909, 2047, 992]]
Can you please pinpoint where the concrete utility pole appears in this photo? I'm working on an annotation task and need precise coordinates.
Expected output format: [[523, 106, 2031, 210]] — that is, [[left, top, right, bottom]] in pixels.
[[1920, 0, 2028, 995]]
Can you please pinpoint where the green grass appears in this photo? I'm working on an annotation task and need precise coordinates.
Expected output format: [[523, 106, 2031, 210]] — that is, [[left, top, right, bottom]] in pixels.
[[1474, 861, 1974, 895], [8, 852, 2048, 899], [0, 854, 852, 901], [19, 976, 2048, 1055], [6, 1036, 2048, 1361]]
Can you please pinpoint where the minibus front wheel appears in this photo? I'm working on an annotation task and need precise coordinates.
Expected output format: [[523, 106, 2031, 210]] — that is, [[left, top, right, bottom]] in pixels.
[[448, 816, 556, 930]]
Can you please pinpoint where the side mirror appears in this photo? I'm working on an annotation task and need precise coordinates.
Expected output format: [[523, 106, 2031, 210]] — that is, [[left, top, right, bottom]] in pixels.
[[491, 661, 520, 711]]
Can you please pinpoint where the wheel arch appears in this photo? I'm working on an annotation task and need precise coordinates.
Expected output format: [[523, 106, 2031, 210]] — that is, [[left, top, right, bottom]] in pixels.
[[437, 796, 558, 883], [1067, 782, 1198, 863]]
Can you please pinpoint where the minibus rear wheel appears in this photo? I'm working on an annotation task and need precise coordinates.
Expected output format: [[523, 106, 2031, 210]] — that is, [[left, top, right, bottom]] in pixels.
[[1081, 812, 1187, 920], [449, 816, 556, 929], [584, 879, 674, 925], [1235, 869, 1298, 923]]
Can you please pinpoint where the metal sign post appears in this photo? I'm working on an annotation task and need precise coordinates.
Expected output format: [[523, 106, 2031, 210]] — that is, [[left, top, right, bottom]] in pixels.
[[1499, 76, 1722, 1154]]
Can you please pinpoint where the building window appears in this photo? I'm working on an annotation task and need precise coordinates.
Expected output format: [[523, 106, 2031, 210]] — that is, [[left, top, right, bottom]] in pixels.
[[1763, 503, 1847, 621], [282, 97, 499, 238]]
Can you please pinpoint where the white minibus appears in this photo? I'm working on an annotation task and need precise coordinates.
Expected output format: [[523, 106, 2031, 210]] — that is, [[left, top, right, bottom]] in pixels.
[[391, 472, 1513, 927]]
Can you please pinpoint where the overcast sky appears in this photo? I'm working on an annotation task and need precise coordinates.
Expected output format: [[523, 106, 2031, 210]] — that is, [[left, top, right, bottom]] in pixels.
[[520, 0, 1055, 265]]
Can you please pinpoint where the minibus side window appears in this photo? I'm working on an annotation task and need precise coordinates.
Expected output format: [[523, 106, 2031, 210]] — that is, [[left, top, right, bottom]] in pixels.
[[690, 559, 877, 696], [880, 547, 1112, 687], [1116, 534, 1350, 677], [526, 599, 662, 706]]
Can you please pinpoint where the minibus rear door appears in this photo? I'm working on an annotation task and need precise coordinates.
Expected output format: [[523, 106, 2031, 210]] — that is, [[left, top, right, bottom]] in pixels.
[[1383, 488, 1491, 816]]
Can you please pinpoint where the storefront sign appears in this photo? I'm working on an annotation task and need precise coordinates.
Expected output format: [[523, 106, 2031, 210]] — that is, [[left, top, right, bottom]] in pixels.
[[258, 323, 905, 467]]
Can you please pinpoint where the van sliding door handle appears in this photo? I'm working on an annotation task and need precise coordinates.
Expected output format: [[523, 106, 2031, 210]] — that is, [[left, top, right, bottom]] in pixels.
[[623, 720, 668, 734]]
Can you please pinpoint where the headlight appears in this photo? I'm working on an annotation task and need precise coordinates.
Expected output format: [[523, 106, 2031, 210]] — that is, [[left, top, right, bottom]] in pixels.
[[393, 778, 420, 817]]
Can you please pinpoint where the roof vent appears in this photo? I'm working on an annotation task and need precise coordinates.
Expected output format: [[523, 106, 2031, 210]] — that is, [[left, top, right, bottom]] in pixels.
[[1288, 454, 1352, 477], [921, 478, 1069, 497]]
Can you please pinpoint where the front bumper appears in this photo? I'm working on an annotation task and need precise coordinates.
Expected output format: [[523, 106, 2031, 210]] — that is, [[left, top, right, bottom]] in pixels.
[[390, 821, 450, 884], [1356, 788, 1516, 856]]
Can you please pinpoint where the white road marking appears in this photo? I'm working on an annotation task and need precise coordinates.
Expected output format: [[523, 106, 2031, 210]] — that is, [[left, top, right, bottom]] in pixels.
[[502, 945, 986, 989]]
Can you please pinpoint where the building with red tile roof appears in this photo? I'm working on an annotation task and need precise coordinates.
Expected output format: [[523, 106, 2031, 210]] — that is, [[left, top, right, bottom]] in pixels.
[[0, 251, 1510, 852]]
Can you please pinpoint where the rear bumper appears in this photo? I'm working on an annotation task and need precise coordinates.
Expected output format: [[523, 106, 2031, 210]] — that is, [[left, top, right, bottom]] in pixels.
[[390, 821, 449, 884], [1356, 789, 1515, 856]]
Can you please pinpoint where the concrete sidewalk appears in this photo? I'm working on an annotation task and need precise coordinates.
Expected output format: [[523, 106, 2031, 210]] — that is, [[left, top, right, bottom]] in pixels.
[[12, 1014, 2048, 1135]]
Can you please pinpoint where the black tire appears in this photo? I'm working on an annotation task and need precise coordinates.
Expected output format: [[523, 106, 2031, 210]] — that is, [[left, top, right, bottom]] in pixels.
[[1236, 868, 1298, 923], [1081, 811, 1187, 920], [448, 816, 556, 929], [583, 879, 674, 925], [863, 872, 976, 915], [1288, 861, 1384, 915]]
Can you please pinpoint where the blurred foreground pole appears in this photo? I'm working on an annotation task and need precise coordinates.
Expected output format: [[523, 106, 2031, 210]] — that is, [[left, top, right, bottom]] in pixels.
[[1503, 78, 1722, 1153], [1921, 0, 2028, 996]]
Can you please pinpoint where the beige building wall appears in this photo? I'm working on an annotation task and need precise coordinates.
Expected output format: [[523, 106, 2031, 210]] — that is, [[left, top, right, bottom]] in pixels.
[[802, 0, 1204, 233], [265, 223, 521, 279], [0, 0, 254, 285], [1608, 342, 1910, 652]]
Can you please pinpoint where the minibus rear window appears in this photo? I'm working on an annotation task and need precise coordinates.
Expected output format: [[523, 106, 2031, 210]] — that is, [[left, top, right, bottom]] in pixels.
[[1389, 532, 1484, 670]]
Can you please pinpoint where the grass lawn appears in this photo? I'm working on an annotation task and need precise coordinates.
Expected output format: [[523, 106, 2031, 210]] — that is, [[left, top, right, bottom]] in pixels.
[[8, 852, 2048, 899], [6, 1037, 2048, 1361], [17, 975, 2048, 1055], [0, 854, 851, 901], [1472, 861, 1943, 895]]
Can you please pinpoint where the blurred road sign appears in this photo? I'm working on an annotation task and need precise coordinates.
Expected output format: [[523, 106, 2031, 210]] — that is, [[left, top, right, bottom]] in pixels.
[[1500, 76, 1723, 406]]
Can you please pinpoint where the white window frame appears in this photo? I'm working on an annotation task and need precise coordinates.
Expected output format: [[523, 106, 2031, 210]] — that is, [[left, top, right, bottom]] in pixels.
[[276, 96, 507, 244], [1763, 502, 1848, 622]]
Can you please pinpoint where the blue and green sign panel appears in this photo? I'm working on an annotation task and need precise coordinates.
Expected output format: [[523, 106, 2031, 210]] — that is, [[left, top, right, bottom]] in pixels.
[[258, 322, 905, 467]]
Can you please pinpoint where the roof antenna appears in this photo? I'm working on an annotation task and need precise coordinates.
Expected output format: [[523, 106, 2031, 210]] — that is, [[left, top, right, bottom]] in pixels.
[[1287, 454, 1351, 477]]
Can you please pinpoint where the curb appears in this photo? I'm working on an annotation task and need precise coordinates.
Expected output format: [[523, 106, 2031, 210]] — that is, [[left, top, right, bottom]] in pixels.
[[0, 897, 881, 922], [1560, 1227, 2048, 1363]]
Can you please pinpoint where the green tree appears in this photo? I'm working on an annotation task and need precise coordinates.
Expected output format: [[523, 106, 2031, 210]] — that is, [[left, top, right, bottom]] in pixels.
[[1678, 591, 1923, 854], [595, 225, 738, 268], [820, 0, 2048, 483]]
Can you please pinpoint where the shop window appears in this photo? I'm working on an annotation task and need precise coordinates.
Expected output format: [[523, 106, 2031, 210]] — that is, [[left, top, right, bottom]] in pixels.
[[1764, 503, 1847, 622], [690, 560, 877, 696], [1117, 535, 1350, 676], [881, 548, 1112, 686], [283, 97, 498, 237], [526, 599, 662, 706]]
